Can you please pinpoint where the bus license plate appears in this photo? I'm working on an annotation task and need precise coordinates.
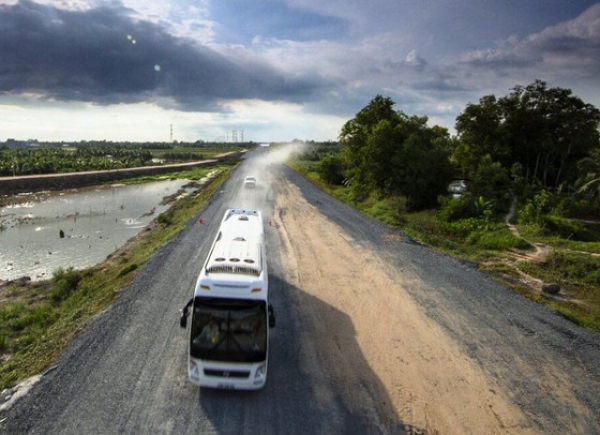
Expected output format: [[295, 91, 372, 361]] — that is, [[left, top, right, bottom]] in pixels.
[[217, 383, 234, 390]]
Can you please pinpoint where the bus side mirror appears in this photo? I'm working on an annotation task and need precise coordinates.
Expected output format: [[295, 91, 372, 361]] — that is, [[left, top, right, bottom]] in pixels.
[[180, 305, 190, 328], [268, 304, 276, 328], [180, 298, 192, 328]]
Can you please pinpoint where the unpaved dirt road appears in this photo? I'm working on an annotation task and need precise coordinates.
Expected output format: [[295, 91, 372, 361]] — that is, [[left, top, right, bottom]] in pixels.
[[271, 167, 600, 435], [275, 180, 528, 434], [1, 151, 599, 434]]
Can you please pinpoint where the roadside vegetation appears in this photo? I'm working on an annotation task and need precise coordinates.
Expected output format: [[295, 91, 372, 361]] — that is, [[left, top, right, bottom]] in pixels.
[[0, 163, 236, 390], [0, 141, 252, 176], [290, 80, 600, 332]]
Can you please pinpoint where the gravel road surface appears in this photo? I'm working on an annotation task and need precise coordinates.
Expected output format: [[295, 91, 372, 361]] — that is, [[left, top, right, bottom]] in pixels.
[[1, 150, 599, 435]]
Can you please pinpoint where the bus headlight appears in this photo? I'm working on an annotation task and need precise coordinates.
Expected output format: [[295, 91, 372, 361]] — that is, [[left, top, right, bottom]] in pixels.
[[254, 363, 266, 379], [189, 360, 200, 378]]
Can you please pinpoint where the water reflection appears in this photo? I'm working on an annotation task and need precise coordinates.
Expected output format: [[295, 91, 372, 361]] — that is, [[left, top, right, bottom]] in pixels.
[[0, 180, 191, 282]]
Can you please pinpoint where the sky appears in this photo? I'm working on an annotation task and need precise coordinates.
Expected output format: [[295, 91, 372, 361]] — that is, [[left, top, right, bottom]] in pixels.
[[1, 0, 599, 143]]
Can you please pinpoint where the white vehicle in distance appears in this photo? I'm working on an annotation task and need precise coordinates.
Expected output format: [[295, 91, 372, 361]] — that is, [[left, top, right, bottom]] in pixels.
[[243, 176, 257, 188]]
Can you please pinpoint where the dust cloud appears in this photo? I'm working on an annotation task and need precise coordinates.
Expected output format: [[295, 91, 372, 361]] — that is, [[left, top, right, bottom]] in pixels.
[[234, 141, 310, 217], [242, 142, 310, 185]]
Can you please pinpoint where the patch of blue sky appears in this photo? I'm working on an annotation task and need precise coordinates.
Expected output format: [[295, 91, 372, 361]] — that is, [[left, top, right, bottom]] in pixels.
[[209, 0, 348, 43]]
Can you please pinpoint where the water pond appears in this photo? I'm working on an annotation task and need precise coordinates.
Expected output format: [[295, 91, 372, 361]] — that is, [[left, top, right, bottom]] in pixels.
[[0, 179, 195, 282]]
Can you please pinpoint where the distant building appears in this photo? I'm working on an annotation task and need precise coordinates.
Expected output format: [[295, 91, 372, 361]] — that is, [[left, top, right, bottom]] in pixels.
[[2, 139, 68, 149], [5, 139, 31, 149]]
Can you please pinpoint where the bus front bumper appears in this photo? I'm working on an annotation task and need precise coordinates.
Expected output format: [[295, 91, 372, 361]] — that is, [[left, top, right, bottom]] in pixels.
[[188, 358, 267, 390]]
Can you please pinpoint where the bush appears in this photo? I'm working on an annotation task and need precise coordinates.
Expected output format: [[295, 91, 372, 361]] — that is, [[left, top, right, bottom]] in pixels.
[[549, 192, 600, 220], [543, 252, 600, 287], [118, 263, 138, 277], [542, 215, 598, 242], [366, 196, 407, 226], [440, 217, 487, 237], [350, 182, 372, 204], [438, 194, 479, 222], [467, 229, 532, 251], [518, 190, 556, 225], [10, 304, 57, 332], [50, 267, 83, 303], [157, 212, 174, 226]]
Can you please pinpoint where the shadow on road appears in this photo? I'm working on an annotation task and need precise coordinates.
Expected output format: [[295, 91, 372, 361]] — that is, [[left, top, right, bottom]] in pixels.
[[197, 274, 427, 435]]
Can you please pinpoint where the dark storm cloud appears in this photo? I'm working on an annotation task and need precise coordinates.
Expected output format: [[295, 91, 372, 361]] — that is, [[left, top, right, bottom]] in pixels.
[[0, 0, 326, 110]]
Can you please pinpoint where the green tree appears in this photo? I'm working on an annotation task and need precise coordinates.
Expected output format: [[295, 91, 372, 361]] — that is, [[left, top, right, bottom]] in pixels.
[[317, 152, 346, 185], [454, 95, 509, 174], [469, 155, 511, 207], [390, 122, 455, 209], [340, 95, 400, 194], [339, 96, 454, 209], [455, 80, 600, 195]]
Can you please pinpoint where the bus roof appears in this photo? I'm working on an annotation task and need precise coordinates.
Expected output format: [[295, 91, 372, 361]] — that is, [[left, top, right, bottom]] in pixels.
[[205, 209, 264, 277]]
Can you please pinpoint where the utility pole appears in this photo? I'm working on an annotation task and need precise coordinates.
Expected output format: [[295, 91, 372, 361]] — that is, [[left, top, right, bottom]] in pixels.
[[170, 124, 173, 142]]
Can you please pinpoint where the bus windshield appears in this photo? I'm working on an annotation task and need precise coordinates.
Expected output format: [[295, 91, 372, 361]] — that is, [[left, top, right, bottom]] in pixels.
[[190, 297, 267, 363]]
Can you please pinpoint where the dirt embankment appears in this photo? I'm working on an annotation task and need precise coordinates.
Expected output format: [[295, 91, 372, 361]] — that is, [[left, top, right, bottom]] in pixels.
[[0, 152, 244, 196], [273, 180, 543, 435]]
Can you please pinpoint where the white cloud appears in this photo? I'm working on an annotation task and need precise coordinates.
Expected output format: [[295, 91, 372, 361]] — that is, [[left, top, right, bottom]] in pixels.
[[459, 3, 600, 79]]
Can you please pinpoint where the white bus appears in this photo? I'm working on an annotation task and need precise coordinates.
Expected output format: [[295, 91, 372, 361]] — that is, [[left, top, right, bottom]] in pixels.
[[180, 209, 275, 390]]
